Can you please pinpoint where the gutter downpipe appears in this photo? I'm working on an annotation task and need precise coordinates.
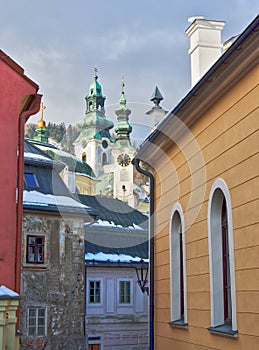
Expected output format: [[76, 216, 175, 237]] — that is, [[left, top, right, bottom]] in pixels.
[[132, 158, 154, 350]]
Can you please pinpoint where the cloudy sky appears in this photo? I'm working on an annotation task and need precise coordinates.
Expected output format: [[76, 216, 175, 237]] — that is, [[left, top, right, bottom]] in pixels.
[[1, 0, 258, 141]]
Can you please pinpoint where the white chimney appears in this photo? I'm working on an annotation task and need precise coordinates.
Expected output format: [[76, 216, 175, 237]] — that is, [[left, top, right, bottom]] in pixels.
[[186, 17, 225, 87]]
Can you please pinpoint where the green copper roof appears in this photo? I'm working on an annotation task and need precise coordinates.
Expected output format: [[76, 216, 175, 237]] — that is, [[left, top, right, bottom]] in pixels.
[[114, 80, 133, 149], [76, 69, 114, 143], [87, 70, 104, 98], [34, 127, 48, 143], [44, 149, 96, 178]]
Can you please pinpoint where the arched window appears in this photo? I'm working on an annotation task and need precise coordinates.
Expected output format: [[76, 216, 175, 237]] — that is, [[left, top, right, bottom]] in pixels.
[[89, 101, 93, 111], [82, 153, 87, 162], [102, 153, 107, 165], [169, 203, 187, 326], [208, 178, 237, 335]]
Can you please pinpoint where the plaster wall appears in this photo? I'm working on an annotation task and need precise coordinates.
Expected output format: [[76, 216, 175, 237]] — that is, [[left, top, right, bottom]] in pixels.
[[153, 64, 259, 349], [86, 266, 148, 350], [0, 52, 39, 290]]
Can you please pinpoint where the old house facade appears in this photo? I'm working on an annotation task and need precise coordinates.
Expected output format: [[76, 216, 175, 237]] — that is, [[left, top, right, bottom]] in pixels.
[[80, 195, 149, 350], [20, 140, 94, 349], [135, 16, 259, 350]]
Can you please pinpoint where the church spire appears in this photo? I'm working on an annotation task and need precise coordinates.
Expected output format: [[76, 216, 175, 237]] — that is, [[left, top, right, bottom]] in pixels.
[[34, 102, 48, 143], [114, 79, 133, 149], [76, 68, 114, 142], [120, 79, 126, 105]]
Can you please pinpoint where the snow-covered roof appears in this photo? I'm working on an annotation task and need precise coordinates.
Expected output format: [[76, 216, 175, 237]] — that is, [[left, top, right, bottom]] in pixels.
[[23, 190, 90, 209], [24, 151, 52, 163], [85, 252, 149, 263], [0, 285, 19, 298], [90, 219, 144, 230]]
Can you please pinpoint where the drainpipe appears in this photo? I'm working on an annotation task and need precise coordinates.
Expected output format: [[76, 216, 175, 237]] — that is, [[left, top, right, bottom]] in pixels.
[[132, 158, 154, 350], [16, 93, 42, 293]]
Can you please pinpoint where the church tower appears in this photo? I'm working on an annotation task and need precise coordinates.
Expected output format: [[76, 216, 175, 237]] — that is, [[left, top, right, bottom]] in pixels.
[[112, 81, 136, 204], [74, 69, 114, 177]]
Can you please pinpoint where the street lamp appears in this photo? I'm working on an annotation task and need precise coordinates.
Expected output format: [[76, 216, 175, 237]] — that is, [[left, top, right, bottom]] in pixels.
[[135, 259, 149, 295]]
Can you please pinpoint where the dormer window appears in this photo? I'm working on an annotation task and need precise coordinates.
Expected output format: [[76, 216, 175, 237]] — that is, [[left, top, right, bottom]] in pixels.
[[24, 172, 39, 188]]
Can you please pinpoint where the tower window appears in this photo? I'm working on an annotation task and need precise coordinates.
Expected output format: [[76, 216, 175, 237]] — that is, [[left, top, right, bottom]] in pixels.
[[102, 153, 107, 165], [82, 153, 87, 162]]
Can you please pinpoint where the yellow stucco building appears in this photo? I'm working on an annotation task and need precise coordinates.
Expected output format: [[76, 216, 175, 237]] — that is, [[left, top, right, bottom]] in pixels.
[[135, 15, 258, 350]]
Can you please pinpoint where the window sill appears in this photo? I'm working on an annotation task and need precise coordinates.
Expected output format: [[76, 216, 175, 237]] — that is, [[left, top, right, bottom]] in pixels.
[[169, 319, 188, 329], [208, 325, 238, 339], [22, 263, 48, 269]]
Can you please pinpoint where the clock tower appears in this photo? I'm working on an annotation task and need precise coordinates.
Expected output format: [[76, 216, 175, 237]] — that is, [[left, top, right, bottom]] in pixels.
[[74, 69, 114, 177], [112, 81, 136, 204]]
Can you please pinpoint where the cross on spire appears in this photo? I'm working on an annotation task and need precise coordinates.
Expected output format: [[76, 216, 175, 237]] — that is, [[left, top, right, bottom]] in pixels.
[[40, 102, 46, 120], [94, 67, 98, 79]]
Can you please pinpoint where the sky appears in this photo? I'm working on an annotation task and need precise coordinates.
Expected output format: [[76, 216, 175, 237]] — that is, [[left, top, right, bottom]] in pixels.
[[1, 0, 258, 142]]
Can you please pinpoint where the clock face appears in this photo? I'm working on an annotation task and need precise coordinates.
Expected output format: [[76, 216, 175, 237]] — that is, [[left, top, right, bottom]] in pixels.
[[117, 153, 131, 167]]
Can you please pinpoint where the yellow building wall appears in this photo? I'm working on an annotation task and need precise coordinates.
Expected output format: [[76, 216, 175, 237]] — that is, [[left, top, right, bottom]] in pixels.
[[153, 65, 259, 349], [75, 174, 96, 195]]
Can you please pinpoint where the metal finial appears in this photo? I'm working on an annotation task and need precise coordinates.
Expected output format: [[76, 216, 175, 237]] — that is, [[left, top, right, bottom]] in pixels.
[[94, 67, 98, 79]]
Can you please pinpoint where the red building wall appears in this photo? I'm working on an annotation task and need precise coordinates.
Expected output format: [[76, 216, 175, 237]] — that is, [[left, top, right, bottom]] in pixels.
[[0, 50, 41, 291]]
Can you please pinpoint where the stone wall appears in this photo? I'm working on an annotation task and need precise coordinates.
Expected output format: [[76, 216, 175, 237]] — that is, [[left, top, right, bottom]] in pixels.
[[20, 212, 86, 350]]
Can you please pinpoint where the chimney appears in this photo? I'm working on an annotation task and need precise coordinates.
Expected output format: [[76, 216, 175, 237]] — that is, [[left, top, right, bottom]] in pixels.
[[186, 17, 225, 87]]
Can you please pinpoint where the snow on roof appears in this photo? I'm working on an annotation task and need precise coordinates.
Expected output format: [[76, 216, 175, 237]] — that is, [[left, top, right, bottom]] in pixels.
[[75, 172, 99, 181], [0, 285, 19, 297], [37, 145, 81, 162], [85, 252, 149, 263], [23, 190, 90, 209], [90, 219, 144, 230], [24, 151, 52, 163]]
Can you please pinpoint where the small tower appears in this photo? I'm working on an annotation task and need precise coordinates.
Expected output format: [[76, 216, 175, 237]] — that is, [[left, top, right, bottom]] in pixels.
[[34, 102, 48, 143], [112, 80, 136, 205], [74, 69, 114, 177], [146, 86, 168, 128]]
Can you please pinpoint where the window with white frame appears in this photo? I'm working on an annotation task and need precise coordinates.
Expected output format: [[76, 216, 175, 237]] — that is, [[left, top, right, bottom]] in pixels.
[[169, 203, 187, 325], [208, 178, 237, 334], [118, 279, 132, 305], [28, 307, 47, 337], [88, 280, 101, 304]]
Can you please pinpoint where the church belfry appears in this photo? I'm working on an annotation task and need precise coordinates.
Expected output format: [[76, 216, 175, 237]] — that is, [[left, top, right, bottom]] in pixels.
[[114, 80, 134, 149], [112, 80, 136, 204], [85, 68, 105, 114], [74, 69, 114, 177]]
